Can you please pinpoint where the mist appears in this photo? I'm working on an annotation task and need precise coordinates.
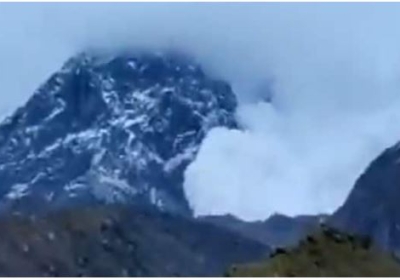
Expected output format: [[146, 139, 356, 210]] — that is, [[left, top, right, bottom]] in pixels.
[[1, 3, 400, 221]]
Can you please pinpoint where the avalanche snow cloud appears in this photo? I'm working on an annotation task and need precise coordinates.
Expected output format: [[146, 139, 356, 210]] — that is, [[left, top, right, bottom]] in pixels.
[[2, 3, 400, 220]]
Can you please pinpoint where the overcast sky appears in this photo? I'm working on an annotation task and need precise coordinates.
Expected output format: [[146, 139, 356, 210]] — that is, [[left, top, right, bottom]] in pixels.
[[2, 3, 400, 220]]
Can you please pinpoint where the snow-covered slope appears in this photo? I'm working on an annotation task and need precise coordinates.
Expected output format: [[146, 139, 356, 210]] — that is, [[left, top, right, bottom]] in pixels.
[[0, 51, 237, 215]]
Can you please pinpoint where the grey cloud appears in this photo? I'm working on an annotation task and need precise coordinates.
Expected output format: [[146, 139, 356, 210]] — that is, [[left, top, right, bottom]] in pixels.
[[1, 3, 400, 220]]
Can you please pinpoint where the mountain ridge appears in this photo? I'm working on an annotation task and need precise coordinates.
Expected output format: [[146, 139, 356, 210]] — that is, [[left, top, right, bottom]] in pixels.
[[330, 140, 400, 254]]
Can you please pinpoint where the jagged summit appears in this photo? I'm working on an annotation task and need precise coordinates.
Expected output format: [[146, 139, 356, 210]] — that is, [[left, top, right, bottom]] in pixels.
[[0, 50, 238, 215]]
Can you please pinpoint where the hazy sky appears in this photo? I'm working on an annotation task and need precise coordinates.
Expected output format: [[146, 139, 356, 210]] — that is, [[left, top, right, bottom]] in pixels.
[[2, 3, 400, 220]]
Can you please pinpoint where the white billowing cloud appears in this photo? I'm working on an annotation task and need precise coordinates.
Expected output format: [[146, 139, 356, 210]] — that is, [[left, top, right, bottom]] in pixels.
[[186, 100, 400, 221], [182, 4, 400, 221], [2, 3, 400, 220]]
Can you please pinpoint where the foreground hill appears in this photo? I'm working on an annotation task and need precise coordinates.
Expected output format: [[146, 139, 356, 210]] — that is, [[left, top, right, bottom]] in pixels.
[[227, 226, 400, 277], [0, 205, 268, 276]]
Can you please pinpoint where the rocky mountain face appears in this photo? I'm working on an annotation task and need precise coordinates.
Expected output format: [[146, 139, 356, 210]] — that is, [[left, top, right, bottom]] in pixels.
[[330, 142, 400, 253], [5, 48, 386, 276], [202, 213, 326, 249], [0, 205, 268, 277], [0, 50, 272, 276], [0, 51, 237, 216]]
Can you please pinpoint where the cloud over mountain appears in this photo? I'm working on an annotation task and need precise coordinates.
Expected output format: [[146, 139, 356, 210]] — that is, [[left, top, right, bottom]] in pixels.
[[2, 3, 400, 220]]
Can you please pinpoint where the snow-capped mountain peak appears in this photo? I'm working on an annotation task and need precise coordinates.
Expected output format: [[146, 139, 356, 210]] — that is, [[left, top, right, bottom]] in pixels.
[[0, 51, 238, 215]]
